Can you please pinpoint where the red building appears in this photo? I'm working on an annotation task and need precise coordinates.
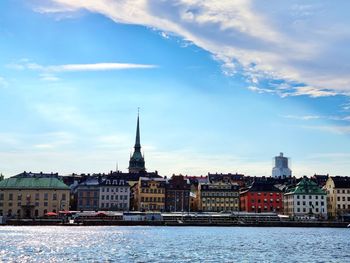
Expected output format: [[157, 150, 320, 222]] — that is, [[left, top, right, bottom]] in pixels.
[[240, 181, 283, 213]]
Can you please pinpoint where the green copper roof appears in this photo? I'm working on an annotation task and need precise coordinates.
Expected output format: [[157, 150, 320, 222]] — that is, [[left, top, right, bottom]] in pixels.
[[0, 177, 70, 190], [285, 177, 326, 195]]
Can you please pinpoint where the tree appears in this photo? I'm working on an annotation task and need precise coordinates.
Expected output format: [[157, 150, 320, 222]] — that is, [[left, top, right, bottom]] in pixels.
[[0, 173, 4, 181]]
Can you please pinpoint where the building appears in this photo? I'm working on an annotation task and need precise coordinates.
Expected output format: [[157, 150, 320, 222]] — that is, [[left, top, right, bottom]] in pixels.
[[325, 176, 350, 219], [240, 181, 283, 213], [76, 177, 100, 211], [272, 152, 292, 178], [99, 177, 130, 211], [128, 113, 146, 173], [165, 175, 190, 212], [132, 177, 166, 211], [312, 174, 329, 188], [0, 177, 70, 218], [198, 182, 240, 212], [208, 173, 245, 186], [284, 177, 327, 219]]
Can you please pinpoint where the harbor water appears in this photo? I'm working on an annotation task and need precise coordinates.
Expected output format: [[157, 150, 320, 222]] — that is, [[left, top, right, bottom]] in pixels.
[[0, 226, 349, 262]]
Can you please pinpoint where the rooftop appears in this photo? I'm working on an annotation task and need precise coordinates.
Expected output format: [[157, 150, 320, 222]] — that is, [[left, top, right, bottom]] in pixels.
[[0, 177, 70, 190]]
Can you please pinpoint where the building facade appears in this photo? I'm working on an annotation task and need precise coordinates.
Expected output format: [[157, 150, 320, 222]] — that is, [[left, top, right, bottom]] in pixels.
[[99, 177, 130, 211], [132, 177, 166, 211], [284, 177, 327, 219], [325, 176, 350, 219], [0, 177, 70, 218], [198, 182, 240, 212], [165, 175, 190, 212], [272, 152, 292, 178], [240, 181, 283, 213], [76, 178, 100, 211]]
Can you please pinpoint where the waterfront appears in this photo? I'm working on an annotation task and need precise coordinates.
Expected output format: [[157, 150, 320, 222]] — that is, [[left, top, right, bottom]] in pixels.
[[0, 226, 349, 262]]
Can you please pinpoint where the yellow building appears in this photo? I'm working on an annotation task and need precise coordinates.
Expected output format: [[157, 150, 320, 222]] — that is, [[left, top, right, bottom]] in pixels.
[[0, 177, 70, 218], [133, 177, 166, 211], [325, 176, 350, 219], [198, 182, 240, 212]]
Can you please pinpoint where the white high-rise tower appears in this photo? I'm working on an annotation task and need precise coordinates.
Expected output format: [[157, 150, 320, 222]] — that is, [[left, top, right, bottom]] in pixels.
[[272, 152, 292, 178]]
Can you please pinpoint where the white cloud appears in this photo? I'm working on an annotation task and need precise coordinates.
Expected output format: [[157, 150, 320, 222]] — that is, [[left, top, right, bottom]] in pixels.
[[301, 125, 350, 135], [47, 63, 157, 72], [35, 0, 350, 97], [9, 61, 156, 72]]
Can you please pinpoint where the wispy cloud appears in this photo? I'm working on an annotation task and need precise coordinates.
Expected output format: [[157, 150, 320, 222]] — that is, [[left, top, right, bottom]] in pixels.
[[35, 0, 350, 98], [9, 61, 157, 72], [301, 125, 350, 134], [284, 114, 350, 122]]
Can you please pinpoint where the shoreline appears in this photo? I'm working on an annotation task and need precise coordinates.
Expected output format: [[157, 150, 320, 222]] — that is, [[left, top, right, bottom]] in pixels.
[[2, 220, 349, 228]]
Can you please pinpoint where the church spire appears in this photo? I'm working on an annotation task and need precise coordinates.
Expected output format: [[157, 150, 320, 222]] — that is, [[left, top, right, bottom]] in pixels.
[[134, 109, 141, 150], [128, 109, 146, 173]]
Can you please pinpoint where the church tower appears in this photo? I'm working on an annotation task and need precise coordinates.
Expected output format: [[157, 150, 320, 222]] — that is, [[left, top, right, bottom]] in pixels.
[[128, 112, 146, 173]]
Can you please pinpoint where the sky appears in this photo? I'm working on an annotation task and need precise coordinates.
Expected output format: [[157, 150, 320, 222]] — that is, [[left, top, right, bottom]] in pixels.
[[1, 0, 350, 177]]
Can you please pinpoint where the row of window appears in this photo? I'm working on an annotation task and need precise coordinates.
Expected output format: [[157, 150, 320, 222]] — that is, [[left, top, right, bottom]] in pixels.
[[78, 200, 98, 207], [202, 199, 239, 204], [250, 192, 280, 196], [250, 199, 280, 203], [336, 196, 350, 202], [0, 193, 66, 201], [140, 197, 165, 202], [141, 188, 164, 194], [201, 192, 238, 197], [0, 201, 56, 207], [101, 187, 128, 193], [295, 207, 325, 213], [337, 204, 350, 209], [101, 195, 128, 201], [296, 195, 324, 200], [140, 204, 164, 210], [101, 203, 128, 209]]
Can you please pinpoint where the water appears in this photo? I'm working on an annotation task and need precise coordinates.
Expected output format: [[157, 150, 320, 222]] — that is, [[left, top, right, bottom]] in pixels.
[[0, 226, 349, 262]]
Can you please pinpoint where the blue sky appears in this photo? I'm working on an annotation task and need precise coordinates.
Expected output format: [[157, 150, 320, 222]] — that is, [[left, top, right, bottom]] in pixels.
[[1, 0, 350, 177]]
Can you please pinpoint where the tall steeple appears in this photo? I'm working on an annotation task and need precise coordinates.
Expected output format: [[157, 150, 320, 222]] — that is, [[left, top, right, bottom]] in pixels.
[[128, 110, 146, 173]]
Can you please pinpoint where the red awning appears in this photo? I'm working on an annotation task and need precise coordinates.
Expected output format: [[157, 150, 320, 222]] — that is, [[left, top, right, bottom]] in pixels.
[[45, 212, 58, 216], [96, 212, 107, 217]]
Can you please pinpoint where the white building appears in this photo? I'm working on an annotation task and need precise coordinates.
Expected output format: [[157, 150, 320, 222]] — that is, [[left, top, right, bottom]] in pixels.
[[99, 177, 130, 211], [272, 152, 292, 178], [284, 177, 327, 219]]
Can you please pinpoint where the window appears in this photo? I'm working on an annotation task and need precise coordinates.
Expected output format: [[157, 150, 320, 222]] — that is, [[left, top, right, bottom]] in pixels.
[[53, 193, 57, 201], [35, 193, 40, 200], [297, 195, 300, 199], [9, 193, 13, 201], [62, 194, 66, 201], [17, 194, 22, 201], [0, 193, 3, 200], [35, 210, 39, 217], [102, 195, 105, 200], [44, 202, 48, 207], [44, 193, 48, 200], [302, 195, 305, 199]]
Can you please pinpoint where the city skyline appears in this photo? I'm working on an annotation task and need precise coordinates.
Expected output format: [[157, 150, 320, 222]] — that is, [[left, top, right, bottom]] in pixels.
[[1, 1, 350, 177]]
